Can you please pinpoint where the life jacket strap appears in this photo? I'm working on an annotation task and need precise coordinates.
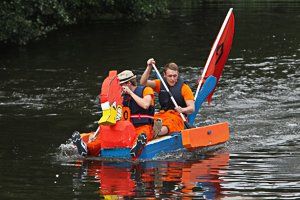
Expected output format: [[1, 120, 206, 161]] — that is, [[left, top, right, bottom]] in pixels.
[[130, 114, 154, 120]]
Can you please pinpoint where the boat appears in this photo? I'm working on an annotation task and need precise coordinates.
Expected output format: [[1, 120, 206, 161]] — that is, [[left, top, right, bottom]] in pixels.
[[100, 122, 230, 159], [70, 8, 234, 160], [76, 70, 229, 160]]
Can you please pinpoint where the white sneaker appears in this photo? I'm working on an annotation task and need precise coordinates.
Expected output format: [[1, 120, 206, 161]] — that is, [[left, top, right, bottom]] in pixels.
[[72, 131, 88, 156]]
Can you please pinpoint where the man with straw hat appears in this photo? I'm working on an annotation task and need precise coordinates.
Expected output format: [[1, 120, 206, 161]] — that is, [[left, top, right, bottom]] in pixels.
[[118, 70, 162, 160]]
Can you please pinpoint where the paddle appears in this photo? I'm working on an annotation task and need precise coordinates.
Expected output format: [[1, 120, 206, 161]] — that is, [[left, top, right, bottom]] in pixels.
[[187, 75, 217, 125], [151, 64, 196, 129], [89, 110, 104, 142], [90, 126, 100, 142]]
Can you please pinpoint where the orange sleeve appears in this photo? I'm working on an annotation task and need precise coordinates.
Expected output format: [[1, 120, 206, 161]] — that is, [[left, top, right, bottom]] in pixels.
[[143, 86, 154, 105], [153, 79, 161, 94], [181, 83, 194, 102]]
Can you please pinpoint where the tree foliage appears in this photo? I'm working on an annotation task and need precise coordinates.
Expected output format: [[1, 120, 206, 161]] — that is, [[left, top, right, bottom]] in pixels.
[[0, 0, 169, 44]]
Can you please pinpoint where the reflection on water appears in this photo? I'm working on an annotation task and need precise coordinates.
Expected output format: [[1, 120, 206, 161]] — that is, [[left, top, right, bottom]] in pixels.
[[70, 153, 230, 199], [61, 149, 300, 199]]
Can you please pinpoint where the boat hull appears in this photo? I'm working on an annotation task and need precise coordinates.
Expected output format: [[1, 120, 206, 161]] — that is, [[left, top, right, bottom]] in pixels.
[[79, 122, 229, 160], [101, 132, 185, 160]]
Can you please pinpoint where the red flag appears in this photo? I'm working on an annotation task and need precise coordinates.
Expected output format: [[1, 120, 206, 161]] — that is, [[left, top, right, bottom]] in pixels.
[[197, 10, 235, 105]]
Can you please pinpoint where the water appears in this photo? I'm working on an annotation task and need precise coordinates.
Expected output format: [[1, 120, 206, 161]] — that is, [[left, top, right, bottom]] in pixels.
[[1, 1, 300, 199]]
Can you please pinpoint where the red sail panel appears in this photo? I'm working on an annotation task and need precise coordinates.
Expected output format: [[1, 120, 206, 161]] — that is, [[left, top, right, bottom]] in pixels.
[[199, 12, 235, 105]]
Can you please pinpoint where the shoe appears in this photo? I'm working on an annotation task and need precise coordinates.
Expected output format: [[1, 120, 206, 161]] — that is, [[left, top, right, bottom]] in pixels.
[[72, 131, 88, 156], [130, 133, 147, 160], [153, 118, 162, 139]]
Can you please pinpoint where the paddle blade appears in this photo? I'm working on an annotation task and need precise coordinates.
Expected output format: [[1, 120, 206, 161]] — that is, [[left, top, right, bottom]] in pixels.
[[181, 122, 230, 151], [188, 75, 217, 125], [184, 121, 196, 129]]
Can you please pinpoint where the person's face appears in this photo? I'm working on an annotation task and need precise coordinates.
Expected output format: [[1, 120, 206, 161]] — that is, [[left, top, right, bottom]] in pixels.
[[120, 81, 129, 87], [164, 69, 179, 87]]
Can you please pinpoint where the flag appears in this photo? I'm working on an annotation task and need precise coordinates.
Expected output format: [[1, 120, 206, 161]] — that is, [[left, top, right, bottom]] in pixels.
[[198, 10, 235, 105]]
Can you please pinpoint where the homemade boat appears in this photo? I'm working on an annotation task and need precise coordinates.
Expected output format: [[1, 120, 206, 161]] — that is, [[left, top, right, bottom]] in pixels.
[[76, 70, 229, 160], [72, 8, 234, 160], [99, 122, 229, 160]]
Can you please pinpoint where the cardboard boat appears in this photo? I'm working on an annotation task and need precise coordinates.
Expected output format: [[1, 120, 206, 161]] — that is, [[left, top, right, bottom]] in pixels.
[[75, 70, 229, 160]]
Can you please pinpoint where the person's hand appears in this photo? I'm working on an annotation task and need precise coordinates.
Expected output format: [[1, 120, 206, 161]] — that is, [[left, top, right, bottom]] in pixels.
[[175, 106, 184, 114], [122, 86, 131, 95], [147, 58, 155, 68]]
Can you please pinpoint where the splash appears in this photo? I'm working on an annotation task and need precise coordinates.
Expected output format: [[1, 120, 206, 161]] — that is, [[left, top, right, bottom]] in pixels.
[[57, 138, 78, 159]]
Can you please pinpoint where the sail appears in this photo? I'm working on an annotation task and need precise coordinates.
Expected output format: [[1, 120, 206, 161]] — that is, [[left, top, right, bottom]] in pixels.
[[197, 9, 235, 105]]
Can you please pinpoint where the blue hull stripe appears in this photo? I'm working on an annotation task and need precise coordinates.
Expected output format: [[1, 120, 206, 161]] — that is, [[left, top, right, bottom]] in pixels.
[[100, 132, 185, 160]]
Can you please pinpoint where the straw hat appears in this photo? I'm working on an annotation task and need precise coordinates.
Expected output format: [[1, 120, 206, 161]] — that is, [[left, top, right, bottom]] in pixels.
[[118, 70, 136, 84]]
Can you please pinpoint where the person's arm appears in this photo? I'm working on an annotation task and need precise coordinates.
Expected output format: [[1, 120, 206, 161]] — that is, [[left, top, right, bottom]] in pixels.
[[175, 100, 195, 114], [130, 92, 152, 110], [140, 58, 157, 89], [174, 83, 195, 114], [122, 86, 152, 109]]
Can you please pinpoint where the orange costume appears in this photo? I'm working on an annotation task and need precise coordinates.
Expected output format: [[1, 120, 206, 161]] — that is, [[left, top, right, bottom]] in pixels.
[[125, 86, 155, 149], [153, 79, 194, 133], [80, 132, 102, 156]]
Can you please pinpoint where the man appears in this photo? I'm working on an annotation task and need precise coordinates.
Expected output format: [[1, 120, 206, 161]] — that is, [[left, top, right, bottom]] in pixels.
[[72, 70, 162, 160], [140, 58, 195, 136], [118, 70, 162, 160]]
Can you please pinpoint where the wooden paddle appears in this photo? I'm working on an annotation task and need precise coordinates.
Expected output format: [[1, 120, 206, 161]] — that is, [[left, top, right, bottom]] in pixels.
[[151, 64, 196, 129]]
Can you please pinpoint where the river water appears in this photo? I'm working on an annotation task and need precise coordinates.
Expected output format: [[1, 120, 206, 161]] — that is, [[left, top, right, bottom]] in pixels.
[[1, 1, 300, 199]]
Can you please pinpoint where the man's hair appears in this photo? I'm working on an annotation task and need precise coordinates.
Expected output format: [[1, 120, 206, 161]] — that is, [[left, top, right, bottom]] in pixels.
[[163, 62, 179, 74], [129, 78, 137, 86]]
